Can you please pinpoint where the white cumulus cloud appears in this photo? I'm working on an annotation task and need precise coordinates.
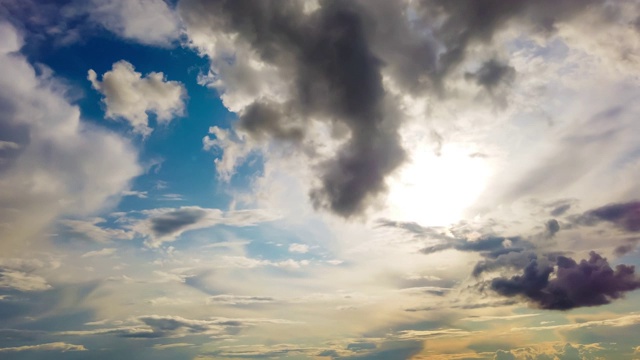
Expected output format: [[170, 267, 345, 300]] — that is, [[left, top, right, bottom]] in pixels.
[[88, 60, 186, 136], [0, 22, 141, 254]]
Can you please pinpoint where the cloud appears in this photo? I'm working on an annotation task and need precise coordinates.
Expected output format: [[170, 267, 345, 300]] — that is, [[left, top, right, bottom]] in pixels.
[[465, 59, 516, 95], [1, 0, 181, 47], [179, 0, 627, 219], [0, 268, 51, 292], [200, 344, 321, 359], [81, 248, 117, 258], [218, 256, 309, 270], [580, 201, 640, 232], [59, 217, 133, 243], [493, 343, 606, 360], [461, 314, 539, 322], [0, 22, 141, 253], [288, 243, 309, 254], [55, 206, 279, 246], [421, 235, 528, 256], [502, 314, 640, 332], [60, 315, 297, 339], [122, 190, 148, 198], [0, 342, 87, 353], [149, 207, 208, 237], [207, 295, 275, 306], [88, 60, 186, 136], [182, 0, 406, 217], [489, 251, 640, 310], [88, 0, 181, 46], [133, 206, 280, 247], [153, 343, 194, 350]]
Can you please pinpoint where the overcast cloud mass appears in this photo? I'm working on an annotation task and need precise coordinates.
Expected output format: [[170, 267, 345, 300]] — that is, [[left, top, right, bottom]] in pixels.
[[1, 0, 640, 359]]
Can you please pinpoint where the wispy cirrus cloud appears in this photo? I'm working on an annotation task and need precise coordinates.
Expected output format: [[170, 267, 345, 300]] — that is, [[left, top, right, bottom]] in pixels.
[[0, 342, 86, 353]]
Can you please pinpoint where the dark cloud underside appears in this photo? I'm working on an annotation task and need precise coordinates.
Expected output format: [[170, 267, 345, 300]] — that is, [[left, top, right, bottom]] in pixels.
[[180, 0, 612, 217], [490, 251, 640, 310], [150, 208, 207, 237]]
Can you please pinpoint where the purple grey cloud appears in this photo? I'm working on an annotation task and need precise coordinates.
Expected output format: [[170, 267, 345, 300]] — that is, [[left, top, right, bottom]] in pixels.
[[490, 251, 640, 310]]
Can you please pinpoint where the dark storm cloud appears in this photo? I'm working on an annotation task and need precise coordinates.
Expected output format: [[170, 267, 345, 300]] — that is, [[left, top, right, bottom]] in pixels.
[[181, 0, 628, 220], [181, 0, 405, 217], [581, 201, 640, 232], [181, 0, 615, 217], [489, 251, 640, 310], [149, 208, 207, 237]]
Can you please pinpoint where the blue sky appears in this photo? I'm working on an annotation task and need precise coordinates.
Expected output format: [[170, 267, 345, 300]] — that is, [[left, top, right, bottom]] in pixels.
[[1, 0, 640, 359]]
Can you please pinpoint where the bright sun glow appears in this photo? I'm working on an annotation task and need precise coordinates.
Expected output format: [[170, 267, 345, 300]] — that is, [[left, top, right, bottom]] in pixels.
[[386, 144, 492, 227]]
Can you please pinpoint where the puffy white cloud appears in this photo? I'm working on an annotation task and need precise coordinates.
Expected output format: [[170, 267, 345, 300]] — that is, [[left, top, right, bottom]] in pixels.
[[88, 60, 186, 136], [202, 126, 256, 182], [288, 243, 309, 254], [0, 22, 140, 254], [88, 0, 181, 46]]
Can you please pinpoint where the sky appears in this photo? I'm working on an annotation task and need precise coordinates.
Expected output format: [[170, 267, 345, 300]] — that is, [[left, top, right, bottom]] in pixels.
[[1, 0, 640, 359]]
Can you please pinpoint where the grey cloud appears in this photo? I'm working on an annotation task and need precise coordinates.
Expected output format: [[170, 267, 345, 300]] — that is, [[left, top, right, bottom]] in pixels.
[[465, 59, 515, 90], [238, 102, 304, 142], [413, 0, 601, 79], [183, 0, 619, 217], [346, 342, 377, 352], [614, 242, 638, 256], [545, 219, 560, 237], [472, 250, 563, 277], [550, 203, 572, 217], [421, 235, 527, 256], [338, 341, 423, 360], [490, 251, 640, 310], [581, 201, 640, 232], [128, 206, 279, 247], [317, 349, 340, 357], [181, 0, 406, 217], [207, 294, 275, 306], [494, 349, 517, 360], [405, 299, 518, 312], [149, 208, 208, 238], [376, 219, 455, 241], [64, 315, 296, 339]]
